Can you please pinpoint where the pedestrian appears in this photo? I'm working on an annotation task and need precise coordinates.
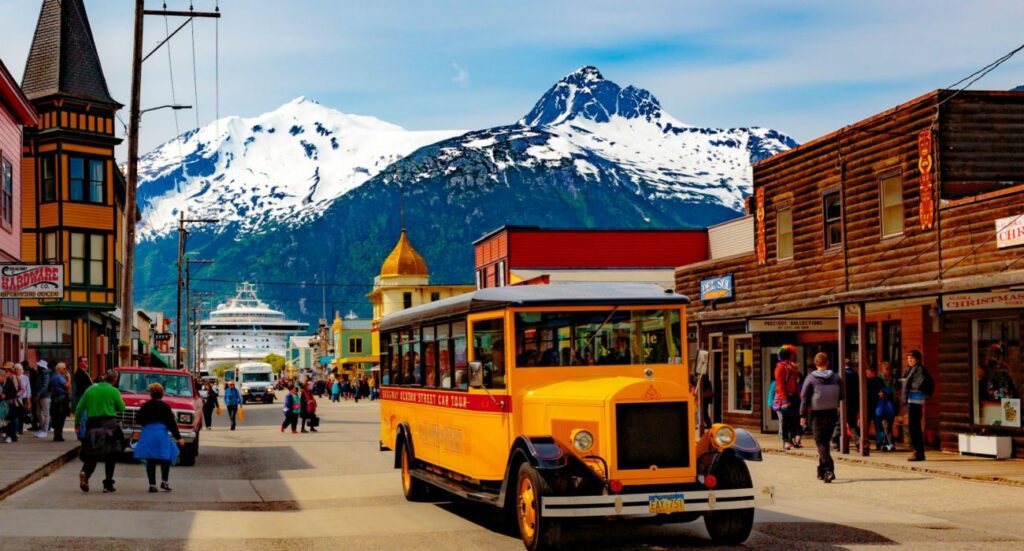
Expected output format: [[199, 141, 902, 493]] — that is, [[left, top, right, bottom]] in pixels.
[[773, 345, 802, 449], [75, 370, 126, 493], [281, 386, 300, 433], [843, 359, 861, 449], [876, 361, 899, 451], [26, 360, 39, 432], [15, 363, 31, 436], [331, 378, 340, 402], [299, 382, 315, 433], [2, 362, 23, 443], [902, 350, 933, 462], [800, 352, 843, 483], [33, 360, 52, 439], [72, 356, 92, 411], [133, 383, 183, 492], [202, 382, 219, 430], [223, 381, 242, 430], [368, 374, 377, 400], [49, 362, 72, 442]]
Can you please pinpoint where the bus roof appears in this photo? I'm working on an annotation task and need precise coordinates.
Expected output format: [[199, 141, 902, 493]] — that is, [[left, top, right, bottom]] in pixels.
[[380, 283, 689, 331]]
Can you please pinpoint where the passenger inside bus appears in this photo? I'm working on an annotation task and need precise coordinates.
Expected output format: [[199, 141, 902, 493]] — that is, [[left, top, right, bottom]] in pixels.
[[483, 338, 506, 388], [601, 336, 632, 365]]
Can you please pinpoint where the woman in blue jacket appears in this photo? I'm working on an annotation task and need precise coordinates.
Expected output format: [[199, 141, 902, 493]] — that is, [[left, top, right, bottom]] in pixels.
[[223, 381, 242, 431], [134, 383, 183, 492]]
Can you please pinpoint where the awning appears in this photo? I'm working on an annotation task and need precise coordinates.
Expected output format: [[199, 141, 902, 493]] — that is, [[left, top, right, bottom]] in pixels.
[[151, 348, 172, 368]]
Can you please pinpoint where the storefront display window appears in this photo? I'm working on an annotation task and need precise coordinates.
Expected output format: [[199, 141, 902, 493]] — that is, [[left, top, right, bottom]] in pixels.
[[973, 318, 1022, 428], [729, 335, 753, 412]]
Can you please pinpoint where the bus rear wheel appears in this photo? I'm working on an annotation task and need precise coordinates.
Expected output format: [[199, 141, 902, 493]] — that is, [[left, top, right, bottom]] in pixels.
[[516, 463, 561, 551], [703, 455, 754, 545], [400, 442, 428, 501]]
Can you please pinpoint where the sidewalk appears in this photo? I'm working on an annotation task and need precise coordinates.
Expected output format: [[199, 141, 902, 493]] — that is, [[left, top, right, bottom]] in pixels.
[[756, 432, 1024, 486], [0, 431, 79, 501]]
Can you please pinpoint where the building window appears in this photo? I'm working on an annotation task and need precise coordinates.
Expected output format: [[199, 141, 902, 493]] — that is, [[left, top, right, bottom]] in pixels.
[[41, 155, 56, 202], [70, 232, 105, 286], [430, 292, 440, 302], [496, 261, 506, 287], [402, 292, 412, 310], [69, 157, 105, 203], [879, 172, 904, 237], [823, 190, 842, 249], [43, 232, 58, 263], [728, 335, 753, 412], [973, 318, 1022, 427], [776, 205, 793, 260], [475, 270, 482, 289], [348, 337, 363, 354], [1, 157, 12, 229]]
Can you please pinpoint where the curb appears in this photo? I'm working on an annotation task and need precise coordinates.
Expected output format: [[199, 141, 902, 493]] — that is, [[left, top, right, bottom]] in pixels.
[[0, 445, 80, 502], [762, 447, 1024, 487]]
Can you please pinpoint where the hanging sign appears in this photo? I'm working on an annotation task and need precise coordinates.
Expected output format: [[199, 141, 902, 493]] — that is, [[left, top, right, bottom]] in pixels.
[[700, 274, 734, 301], [995, 215, 1024, 249], [917, 129, 935, 230], [942, 291, 1024, 311], [755, 187, 767, 265], [0, 265, 63, 298], [747, 318, 839, 332]]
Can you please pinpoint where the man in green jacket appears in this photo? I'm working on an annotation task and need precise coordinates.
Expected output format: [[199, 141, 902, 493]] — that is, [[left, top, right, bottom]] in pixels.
[[75, 370, 125, 493]]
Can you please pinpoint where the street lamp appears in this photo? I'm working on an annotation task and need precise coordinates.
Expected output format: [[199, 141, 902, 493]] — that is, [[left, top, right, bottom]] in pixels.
[[140, 104, 192, 115]]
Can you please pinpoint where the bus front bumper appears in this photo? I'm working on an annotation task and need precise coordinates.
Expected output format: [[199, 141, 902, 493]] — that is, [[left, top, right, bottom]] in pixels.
[[541, 487, 771, 518]]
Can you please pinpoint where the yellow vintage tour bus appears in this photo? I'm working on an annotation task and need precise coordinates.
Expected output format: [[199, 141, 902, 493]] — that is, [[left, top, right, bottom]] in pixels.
[[378, 283, 764, 550]]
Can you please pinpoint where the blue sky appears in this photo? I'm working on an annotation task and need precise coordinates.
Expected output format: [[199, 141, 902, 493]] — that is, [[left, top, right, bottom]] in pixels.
[[1, 0, 1022, 154]]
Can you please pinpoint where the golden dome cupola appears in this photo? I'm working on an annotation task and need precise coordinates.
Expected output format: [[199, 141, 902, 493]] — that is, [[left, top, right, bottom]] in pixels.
[[380, 230, 429, 278]]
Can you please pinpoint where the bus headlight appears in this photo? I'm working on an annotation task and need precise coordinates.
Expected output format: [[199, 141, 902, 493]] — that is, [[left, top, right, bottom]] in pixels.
[[711, 423, 736, 450], [571, 430, 594, 452]]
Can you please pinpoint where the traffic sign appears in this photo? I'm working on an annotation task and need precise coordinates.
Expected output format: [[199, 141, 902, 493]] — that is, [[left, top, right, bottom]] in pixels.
[[20, 320, 39, 329]]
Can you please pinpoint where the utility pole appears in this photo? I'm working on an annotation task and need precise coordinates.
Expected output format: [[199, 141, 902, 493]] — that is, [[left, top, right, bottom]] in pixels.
[[185, 259, 213, 372], [118, 1, 221, 368], [176, 216, 216, 369]]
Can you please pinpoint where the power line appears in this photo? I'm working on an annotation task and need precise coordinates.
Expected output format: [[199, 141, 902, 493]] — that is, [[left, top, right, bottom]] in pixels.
[[937, 40, 1024, 108], [162, 4, 183, 161], [189, 5, 200, 129]]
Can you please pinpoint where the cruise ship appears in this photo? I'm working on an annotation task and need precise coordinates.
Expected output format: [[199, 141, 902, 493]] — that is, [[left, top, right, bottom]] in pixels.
[[199, 283, 308, 369]]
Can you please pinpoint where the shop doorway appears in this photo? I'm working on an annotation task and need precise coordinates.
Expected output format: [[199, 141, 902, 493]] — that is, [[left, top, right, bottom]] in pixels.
[[762, 346, 805, 433]]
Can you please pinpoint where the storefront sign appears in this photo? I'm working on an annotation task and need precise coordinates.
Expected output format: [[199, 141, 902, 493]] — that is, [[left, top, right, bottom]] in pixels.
[[700, 274, 734, 301], [917, 129, 935, 230], [942, 291, 1024, 311], [0, 265, 63, 299], [755, 188, 767, 265], [995, 215, 1024, 249], [747, 318, 839, 332]]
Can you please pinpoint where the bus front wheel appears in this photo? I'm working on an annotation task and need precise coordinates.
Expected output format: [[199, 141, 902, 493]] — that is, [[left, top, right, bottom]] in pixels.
[[703, 455, 754, 545], [516, 463, 561, 551], [399, 442, 428, 501]]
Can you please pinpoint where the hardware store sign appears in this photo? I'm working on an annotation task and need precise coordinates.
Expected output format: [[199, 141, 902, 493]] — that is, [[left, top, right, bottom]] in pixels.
[[0, 265, 63, 298]]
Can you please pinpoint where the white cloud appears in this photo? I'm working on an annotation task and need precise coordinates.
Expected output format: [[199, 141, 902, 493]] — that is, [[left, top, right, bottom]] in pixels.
[[452, 62, 470, 88]]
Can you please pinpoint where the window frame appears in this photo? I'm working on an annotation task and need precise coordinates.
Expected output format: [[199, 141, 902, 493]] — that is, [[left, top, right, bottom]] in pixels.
[[727, 334, 754, 413], [468, 311, 508, 391], [775, 200, 793, 261], [1, 155, 12, 231], [878, 168, 905, 239], [40, 154, 57, 203], [971, 316, 1022, 430], [822, 188, 843, 250], [68, 231, 106, 288], [402, 291, 413, 310], [67, 156, 106, 205]]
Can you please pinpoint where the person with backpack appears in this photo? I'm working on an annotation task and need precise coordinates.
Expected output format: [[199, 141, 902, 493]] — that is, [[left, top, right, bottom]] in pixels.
[[33, 360, 52, 439], [800, 352, 844, 483], [902, 349, 933, 461], [773, 345, 802, 449]]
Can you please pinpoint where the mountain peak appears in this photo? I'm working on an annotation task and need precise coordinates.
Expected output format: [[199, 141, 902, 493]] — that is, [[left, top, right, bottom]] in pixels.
[[519, 66, 667, 127]]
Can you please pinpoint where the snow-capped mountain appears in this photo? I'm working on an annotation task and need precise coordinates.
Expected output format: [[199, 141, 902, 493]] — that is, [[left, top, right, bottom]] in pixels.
[[134, 66, 796, 325], [136, 97, 462, 237]]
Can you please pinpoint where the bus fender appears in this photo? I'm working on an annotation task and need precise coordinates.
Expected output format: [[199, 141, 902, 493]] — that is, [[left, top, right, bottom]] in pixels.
[[393, 423, 415, 469], [498, 436, 569, 505]]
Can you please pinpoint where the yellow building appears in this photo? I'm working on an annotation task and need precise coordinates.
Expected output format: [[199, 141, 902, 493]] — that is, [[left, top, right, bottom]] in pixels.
[[367, 230, 474, 362], [19, 0, 129, 377]]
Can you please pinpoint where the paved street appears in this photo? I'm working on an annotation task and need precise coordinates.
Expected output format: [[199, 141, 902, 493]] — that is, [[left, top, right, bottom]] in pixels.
[[2, 394, 1023, 550]]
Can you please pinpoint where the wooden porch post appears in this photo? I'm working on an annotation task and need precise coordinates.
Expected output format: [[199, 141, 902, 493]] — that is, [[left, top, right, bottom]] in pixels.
[[838, 305, 848, 454], [857, 302, 870, 456]]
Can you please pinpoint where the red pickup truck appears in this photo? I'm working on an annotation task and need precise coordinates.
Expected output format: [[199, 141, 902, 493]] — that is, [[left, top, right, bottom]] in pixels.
[[114, 366, 203, 466]]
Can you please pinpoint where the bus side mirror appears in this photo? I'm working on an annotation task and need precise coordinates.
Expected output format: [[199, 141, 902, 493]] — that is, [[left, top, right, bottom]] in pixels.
[[468, 361, 484, 388]]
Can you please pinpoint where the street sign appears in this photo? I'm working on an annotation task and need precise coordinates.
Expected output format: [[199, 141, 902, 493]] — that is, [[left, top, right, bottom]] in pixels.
[[0, 265, 63, 299], [20, 320, 39, 329]]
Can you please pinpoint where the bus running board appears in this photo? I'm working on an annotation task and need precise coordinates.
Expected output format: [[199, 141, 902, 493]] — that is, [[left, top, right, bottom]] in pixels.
[[411, 468, 502, 507]]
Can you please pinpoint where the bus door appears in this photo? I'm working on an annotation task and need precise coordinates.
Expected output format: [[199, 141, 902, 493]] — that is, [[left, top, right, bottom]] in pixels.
[[450, 312, 512, 481]]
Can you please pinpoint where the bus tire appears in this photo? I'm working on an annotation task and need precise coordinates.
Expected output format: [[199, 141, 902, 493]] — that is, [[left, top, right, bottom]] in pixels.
[[399, 441, 428, 501], [703, 455, 754, 545], [516, 463, 561, 551]]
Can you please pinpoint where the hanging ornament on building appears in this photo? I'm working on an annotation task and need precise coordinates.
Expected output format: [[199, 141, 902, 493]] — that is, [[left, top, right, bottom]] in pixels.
[[755, 187, 767, 265], [917, 129, 935, 230]]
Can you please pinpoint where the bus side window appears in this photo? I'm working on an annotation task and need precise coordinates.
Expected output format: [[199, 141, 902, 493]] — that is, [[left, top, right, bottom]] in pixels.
[[473, 318, 506, 390], [453, 321, 467, 390], [423, 326, 437, 388], [437, 323, 451, 389]]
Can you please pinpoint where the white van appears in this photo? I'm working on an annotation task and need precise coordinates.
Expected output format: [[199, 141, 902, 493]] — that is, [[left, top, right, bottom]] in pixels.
[[235, 362, 275, 404]]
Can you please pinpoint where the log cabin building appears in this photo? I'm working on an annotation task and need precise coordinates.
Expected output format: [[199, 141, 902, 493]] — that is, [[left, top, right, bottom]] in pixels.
[[18, 0, 128, 377], [676, 90, 1024, 458]]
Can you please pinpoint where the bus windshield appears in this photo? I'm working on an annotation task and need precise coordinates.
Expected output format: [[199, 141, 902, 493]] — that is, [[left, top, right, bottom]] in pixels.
[[514, 309, 681, 367], [241, 373, 271, 383], [118, 372, 195, 397]]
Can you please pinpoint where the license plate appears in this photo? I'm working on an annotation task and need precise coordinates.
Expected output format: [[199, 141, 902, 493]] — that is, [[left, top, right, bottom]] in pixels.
[[648, 493, 686, 514]]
